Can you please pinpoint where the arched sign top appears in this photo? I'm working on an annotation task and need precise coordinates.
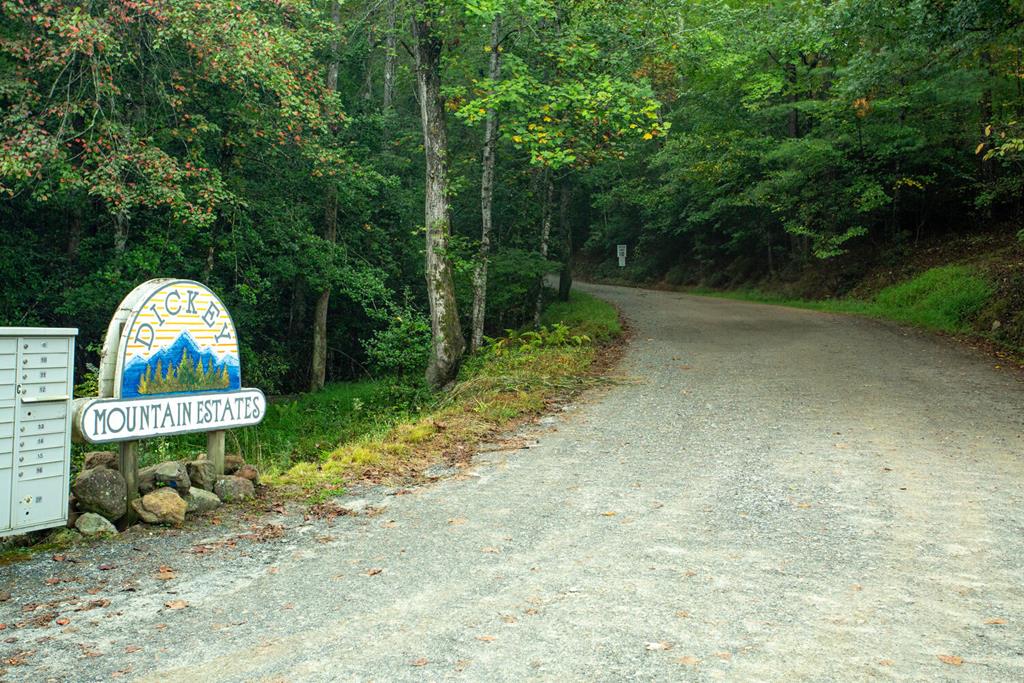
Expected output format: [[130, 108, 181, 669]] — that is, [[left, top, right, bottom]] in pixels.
[[114, 280, 241, 399]]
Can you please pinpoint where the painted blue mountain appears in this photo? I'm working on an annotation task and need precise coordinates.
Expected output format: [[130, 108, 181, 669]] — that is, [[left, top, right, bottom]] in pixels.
[[121, 330, 241, 398]]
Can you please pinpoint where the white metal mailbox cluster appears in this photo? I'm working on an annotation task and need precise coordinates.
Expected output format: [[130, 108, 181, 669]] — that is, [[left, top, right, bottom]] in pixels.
[[0, 328, 77, 537]]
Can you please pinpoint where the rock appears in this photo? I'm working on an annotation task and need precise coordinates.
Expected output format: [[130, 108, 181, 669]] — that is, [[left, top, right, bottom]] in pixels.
[[138, 461, 190, 495], [214, 476, 255, 502], [75, 512, 117, 537], [72, 468, 127, 521], [423, 464, 458, 480], [131, 488, 187, 526], [184, 488, 222, 514], [224, 453, 245, 475], [235, 464, 259, 485], [82, 451, 118, 470], [992, 319, 1002, 331], [186, 459, 217, 491]]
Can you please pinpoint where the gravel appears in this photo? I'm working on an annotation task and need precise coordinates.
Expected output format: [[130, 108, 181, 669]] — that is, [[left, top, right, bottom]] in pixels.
[[2, 281, 1023, 681]]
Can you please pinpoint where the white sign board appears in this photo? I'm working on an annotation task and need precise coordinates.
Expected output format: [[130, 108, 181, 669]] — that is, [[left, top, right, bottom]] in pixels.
[[76, 388, 265, 443], [617, 244, 627, 268]]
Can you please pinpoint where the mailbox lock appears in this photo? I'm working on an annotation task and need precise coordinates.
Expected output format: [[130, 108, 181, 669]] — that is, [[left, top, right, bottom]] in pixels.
[[18, 457, 23, 463]]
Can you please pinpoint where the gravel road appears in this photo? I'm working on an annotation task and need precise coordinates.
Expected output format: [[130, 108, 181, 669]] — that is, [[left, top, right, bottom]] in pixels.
[[2, 282, 1023, 682]]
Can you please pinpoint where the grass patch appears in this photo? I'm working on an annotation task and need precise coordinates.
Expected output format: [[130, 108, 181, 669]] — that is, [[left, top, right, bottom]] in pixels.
[[269, 290, 621, 499], [541, 291, 622, 341], [690, 265, 993, 334]]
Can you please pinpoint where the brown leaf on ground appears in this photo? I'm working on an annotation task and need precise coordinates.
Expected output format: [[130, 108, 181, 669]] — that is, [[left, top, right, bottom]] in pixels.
[[164, 600, 188, 610], [366, 568, 383, 576], [55, 617, 70, 626], [878, 659, 894, 666], [411, 658, 429, 667], [984, 618, 1007, 625], [476, 635, 496, 642], [124, 645, 142, 654], [155, 566, 175, 581], [676, 656, 699, 666], [937, 655, 963, 666], [601, 511, 618, 517], [675, 610, 690, 618], [448, 518, 467, 525], [98, 564, 116, 571], [4, 650, 34, 666], [715, 652, 732, 660], [481, 547, 500, 553], [74, 599, 110, 612], [44, 577, 61, 585]]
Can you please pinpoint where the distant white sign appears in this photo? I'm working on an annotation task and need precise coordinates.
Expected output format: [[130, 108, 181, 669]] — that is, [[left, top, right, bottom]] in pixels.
[[76, 389, 266, 443], [617, 244, 627, 268]]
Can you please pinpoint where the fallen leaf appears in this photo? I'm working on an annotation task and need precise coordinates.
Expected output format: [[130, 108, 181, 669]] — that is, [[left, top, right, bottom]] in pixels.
[[124, 645, 142, 654], [164, 600, 188, 610], [676, 656, 699, 666], [675, 610, 690, 618], [796, 503, 812, 509], [850, 584, 863, 592], [834, 443, 849, 450], [476, 635, 496, 642], [282, 603, 295, 610], [366, 568, 383, 576], [878, 659, 894, 666], [984, 618, 1007, 625], [268, 567, 279, 575], [382, 520, 398, 528], [502, 615, 518, 624], [411, 658, 429, 667], [44, 578, 61, 585], [481, 547, 500, 553], [98, 564, 116, 571], [154, 623, 167, 630], [448, 518, 467, 526], [155, 567, 175, 581], [715, 652, 731, 660], [937, 655, 963, 666], [55, 617, 69, 626], [645, 641, 672, 651], [601, 511, 617, 517]]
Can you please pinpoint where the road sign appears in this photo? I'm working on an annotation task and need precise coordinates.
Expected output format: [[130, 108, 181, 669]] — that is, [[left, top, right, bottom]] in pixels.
[[617, 244, 627, 268]]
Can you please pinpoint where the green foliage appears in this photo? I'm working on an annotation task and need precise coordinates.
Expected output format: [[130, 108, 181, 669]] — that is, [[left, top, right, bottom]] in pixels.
[[363, 304, 432, 376], [484, 322, 589, 357]]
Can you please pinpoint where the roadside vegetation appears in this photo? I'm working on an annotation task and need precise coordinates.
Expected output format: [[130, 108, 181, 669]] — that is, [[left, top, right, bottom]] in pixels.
[[692, 266, 995, 335]]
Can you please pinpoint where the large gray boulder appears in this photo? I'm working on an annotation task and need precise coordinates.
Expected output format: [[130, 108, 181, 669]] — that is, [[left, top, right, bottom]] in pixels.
[[213, 476, 255, 503], [75, 512, 117, 537], [138, 461, 191, 495], [184, 488, 222, 514], [186, 459, 217, 491], [131, 488, 186, 526], [72, 468, 127, 521]]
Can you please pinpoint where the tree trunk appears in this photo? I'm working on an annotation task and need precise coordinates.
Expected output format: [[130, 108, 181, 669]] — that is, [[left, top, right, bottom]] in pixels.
[[413, 7, 465, 388], [533, 171, 555, 327], [471, 14, 502, 352], [311, 0, 342, 393], [383, 0, 397, 111], [557, 177, 572, 301]]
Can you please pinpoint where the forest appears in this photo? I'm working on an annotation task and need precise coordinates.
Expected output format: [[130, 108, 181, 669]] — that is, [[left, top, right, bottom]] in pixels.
[[2, 0, 1023, 393]]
